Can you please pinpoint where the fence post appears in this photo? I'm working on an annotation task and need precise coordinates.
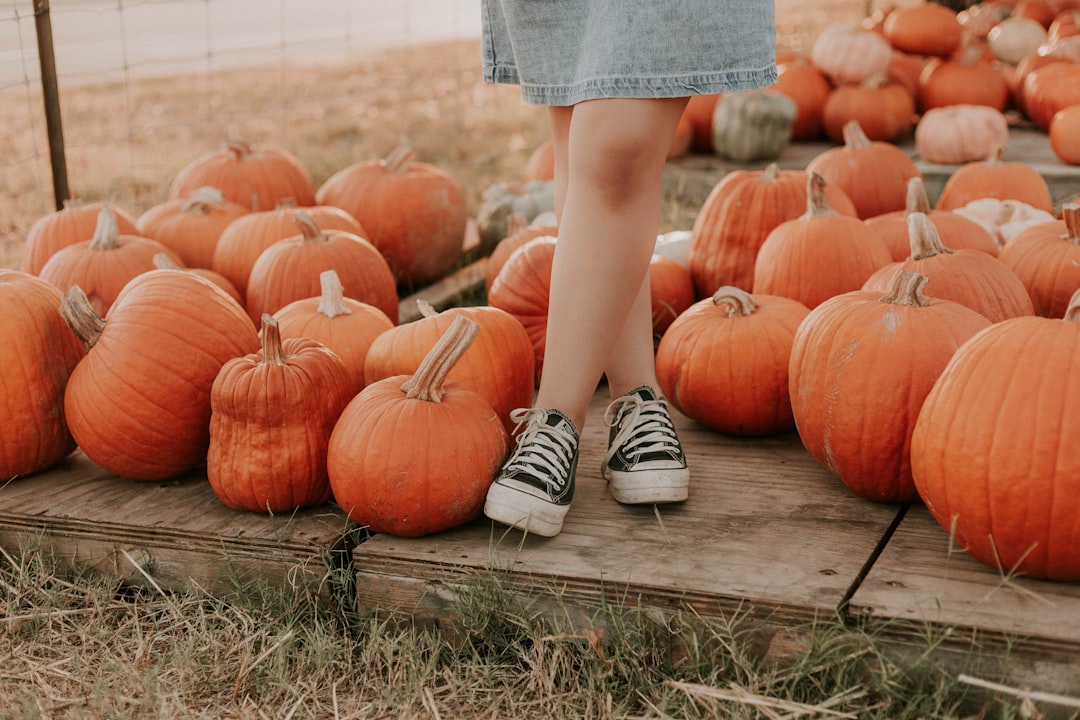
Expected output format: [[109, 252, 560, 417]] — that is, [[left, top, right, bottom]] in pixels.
[[33, 0, 69, 211]]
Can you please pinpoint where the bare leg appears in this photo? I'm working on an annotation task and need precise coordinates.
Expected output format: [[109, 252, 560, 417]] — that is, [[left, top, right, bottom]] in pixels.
[[535, 97, 688, 430]]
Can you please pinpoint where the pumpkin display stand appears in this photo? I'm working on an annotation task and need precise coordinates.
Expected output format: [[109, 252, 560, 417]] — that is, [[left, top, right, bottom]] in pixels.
[[663, 124, 1080, 212]]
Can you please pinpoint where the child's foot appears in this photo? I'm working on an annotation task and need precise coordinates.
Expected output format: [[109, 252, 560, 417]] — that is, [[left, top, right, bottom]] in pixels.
[[484, 408, 579, 537], [602, 385, 689, 504]]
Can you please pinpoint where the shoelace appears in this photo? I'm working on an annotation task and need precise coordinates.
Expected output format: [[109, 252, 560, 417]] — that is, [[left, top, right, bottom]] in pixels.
[[601, 394, 680, 476], [502, 408, 577, 493]]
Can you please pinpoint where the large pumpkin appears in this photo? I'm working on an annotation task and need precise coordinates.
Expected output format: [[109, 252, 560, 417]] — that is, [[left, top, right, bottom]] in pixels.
[[911, 288, 1080, 580], [655, 286, 809, 436], [316, 146, 468, 287], [483, 215, 558, 293], [21, 200, 140, 276], [328, 316, 510, 537], [789, 271, 991, 503], [0, 271, 86, 479], [486, 235, 557, 383], [934, 146, 1055, 213], [168, 135, 316, 211], [208, 314, 352, 513], [136, 186, 249, 269], [913, 104, 1011, 166], [59, 270, 259, 481], [883, 2, 965, 57], [821, 74, 916, 144], [998, 203, 1080, 318]]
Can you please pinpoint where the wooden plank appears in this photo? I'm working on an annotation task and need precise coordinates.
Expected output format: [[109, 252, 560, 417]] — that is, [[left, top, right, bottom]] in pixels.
[[848, 504, 1080, 696], [354, 390, 903, 629], [0, 452, 357, 597]]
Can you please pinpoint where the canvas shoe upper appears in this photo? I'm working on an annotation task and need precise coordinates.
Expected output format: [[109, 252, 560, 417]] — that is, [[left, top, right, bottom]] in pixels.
[[602, 385, 689, 504]]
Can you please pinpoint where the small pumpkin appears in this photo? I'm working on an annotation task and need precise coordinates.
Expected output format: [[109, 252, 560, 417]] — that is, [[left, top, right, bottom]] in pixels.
[[649, 254, 696, 336], [910, 287, 1080, 580], [711, 91, 796, 163], [655, 286, 810, 436], [328, 315, 511, 538], [769, 56, 831, 141], [934, 146, 1055, 213], [21, 200, 140, 276], [988, 15, 1050, 63], [1049, 103, 1080, 165], [244, 212, 399, 325], [1020, 60, 1080, 130], [474, 180, 556, 253], [136, 187, 249, 269], [809, 23, 893, 86], [917, 45, 1011, 112], [805, 120, 922, 219], [821, 74, 916, 143], [523, 139, 555, 182], [59, 270, 259, 481], [914, 104, 1011, 165], [38, 207, 184, 316], [0, 271, 86, 480], [169, 135, 316, 211], [208, 314, 352, 513], [998, 203, 1080, 317], [790, 270, 991, 502], [483, 214, 558, 294], [273, 269, 395, 395], [883, 2, 965, 57], [952, 197, 1058, 248], [683, 94, 724, 152], [861, 212, 1035, 323], [486, 235, 558, 384]]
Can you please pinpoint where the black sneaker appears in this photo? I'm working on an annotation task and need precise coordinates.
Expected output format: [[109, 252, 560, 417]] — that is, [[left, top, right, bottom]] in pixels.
[[602, 385, 689, 504], [484, 408, 579, 537]]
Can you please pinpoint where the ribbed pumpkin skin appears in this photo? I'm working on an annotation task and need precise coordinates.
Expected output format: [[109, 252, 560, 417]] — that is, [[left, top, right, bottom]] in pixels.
[[208, 327, 352, 512], [211, 204, 365, 299], [911, 309, 1080, 580], [866, 210, 999, 261], [363, 305, 535, 435], [63, 270, 259, 481], [0, 271, 86, 479], [689, 164, 857, 297], [169, 137, 316, 211], [789, 277, 991, 502], [486, 236, 556, 385], [998, 207, 1080, 318], [316, 148, 468, 287], [934, 152, 1055, 214], [655, 288, 810, 436], [484, 224, 558, 293], [21, 201, 140, 276], [136, 189, 250, 269]]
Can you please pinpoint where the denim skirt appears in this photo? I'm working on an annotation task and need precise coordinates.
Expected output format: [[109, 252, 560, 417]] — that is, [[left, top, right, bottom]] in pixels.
[[481, 0, 777, 106]]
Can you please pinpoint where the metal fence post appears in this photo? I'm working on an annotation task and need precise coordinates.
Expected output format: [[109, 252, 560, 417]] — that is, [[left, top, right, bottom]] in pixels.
[[33, 0, 69, 210]]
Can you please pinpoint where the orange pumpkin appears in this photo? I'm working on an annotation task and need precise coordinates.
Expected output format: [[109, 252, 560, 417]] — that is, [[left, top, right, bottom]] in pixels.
[[821, 74, 916, 143], [59, 270, 259, 481], [483, 216, 558, 293], [769, 57, 831, 141], [244, 212, 399, 325], [752, 173, 893, 309], [328, 315, 510, 538], [1020, 60, 1080, 130], [486, 236, 557, 384], [136, 187, 249, 269], [21, 200, 140, 276], [655, 286, 810, 436], [883, 2, 965, 57], [998, 203, 1080, 317], [688, 163, 858, 297], [934, 146, 1055, 213], [153, 252, 244, 306], [208, 314, 352, 513], [211, 202, 365, 299], [911, 287, 1080, 580], [38, 207, 184, 316], [316, 146, 468, 287], [0, 271, 86, 480], [1049, 103, 1080, 165], [917, 45, 1011, 112], [649, 254, 696, 336], [805, 120, 922, 219], [862, 212, 1035, 323], [682, 93, 723, 152], [273, 269, 394, 396], [523, 138, 555, 182], [790, 271, 991, 502], [865, 176, 1000, 261], [169, 135, 316, 211]]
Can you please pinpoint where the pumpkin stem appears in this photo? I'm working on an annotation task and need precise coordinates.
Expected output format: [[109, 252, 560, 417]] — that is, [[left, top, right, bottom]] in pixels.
[[803, 173, 838, 219], [860, 72, 890, 89], [1063, 203, 1079, 244], [275, 197, 299, 209], [841, 120, 872, 150], [384, 145, 416, 173], [417, 298, 439, 319], [316, 270, 353, 318], [153, 252, 181, 270], [984, 144, 1006, 166], [295, 212, 328, 244], [88, 207, 121, 251], [180, 187, 227, 215], [400, 315, 479, 402], [761, 163, 781, 183], [711, 286, 757, 317], [58, 285, 106, 350], [259, 314, 289, 365], [1066, 288, 1080, 323], [879, 270, 931, 307], [905, 176, 932, 215], [224, 135, 253, 159], [907, 212, 954, 260]]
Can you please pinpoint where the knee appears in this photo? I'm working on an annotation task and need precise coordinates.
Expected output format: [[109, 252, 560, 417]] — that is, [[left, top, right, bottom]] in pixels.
[[572, 131, 665, 209]]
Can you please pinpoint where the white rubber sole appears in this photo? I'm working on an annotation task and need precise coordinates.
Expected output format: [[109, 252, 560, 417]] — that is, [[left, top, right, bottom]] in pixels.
[[607, 466, 689, 505], [484, 481, 569, 537]]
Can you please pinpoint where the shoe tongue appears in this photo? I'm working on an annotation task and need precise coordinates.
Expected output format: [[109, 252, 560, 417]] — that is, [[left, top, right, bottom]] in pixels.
[[543, 410, 577, 435], [628, 385, 659, 402]]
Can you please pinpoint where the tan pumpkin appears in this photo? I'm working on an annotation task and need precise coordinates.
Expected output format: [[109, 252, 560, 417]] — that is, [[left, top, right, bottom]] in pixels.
[[273, 269, 395, 396], [208, 314, 352, 513], [810, 23, 893, 86], [328, 315, 510, 538], [0, 271, 86, 480], [914, 104, 1011, 165], [245, 212, 399, 325], [998, 203, 1080, 317], [655, 286, 810, 436], [136, 187, 249, 269], [21, 200, 140, 276], [862, 212, 1035, 323]]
